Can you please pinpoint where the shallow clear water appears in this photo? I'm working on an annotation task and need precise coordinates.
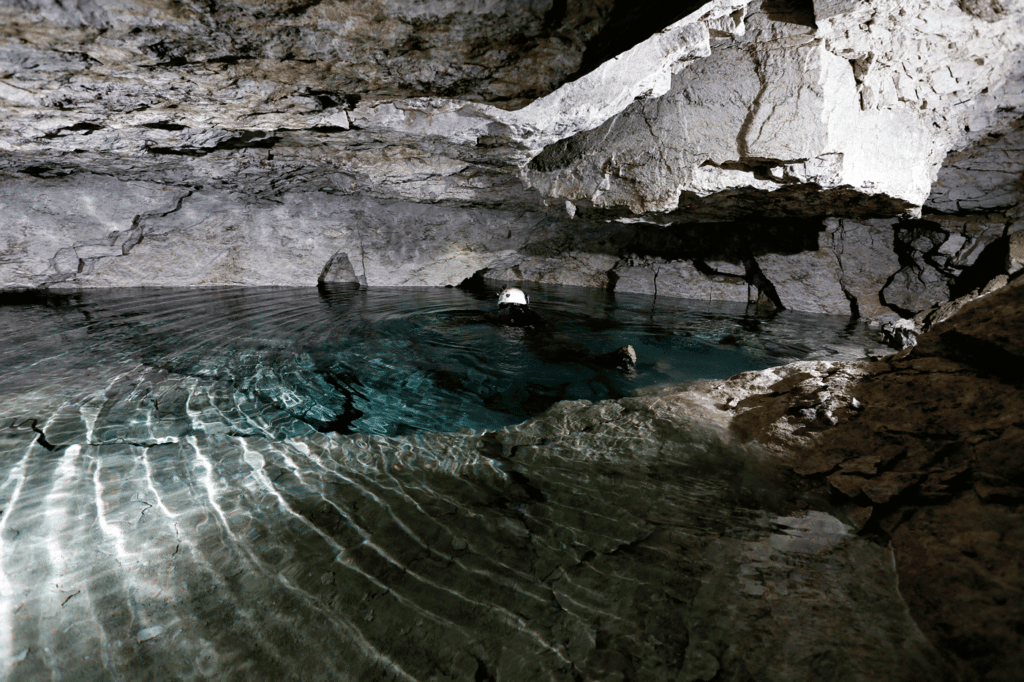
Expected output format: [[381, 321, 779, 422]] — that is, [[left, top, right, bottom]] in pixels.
[[0, 283, 886, 436], [0, 285, 937, 682]]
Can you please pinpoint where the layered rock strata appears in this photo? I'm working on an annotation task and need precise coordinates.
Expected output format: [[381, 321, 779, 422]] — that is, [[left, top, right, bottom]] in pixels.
[[663, 272, 1024, 681], [1, 0, 1023, 322]]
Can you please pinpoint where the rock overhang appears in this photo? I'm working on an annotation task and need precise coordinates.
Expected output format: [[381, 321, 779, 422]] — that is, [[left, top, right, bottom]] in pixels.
[[2, 0, 1019, 211], [1, 0, 1023, 318]]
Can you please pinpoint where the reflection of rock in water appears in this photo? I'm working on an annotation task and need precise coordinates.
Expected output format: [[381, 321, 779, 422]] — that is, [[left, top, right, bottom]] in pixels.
[[0, 366, 945, 682]]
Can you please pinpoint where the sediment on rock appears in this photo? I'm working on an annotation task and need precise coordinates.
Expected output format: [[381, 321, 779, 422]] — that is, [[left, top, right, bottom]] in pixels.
[[670, 273, 1024, 682]]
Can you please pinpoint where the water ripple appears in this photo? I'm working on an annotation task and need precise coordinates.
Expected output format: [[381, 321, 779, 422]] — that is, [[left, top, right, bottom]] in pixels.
[[0, 285, 886, 436], [0, 286, 936, 682]]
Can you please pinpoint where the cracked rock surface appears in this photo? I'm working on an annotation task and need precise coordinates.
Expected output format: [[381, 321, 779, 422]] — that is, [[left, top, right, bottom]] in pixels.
[[671, 272, 1024, 681], [2, 0, 1023, 323]]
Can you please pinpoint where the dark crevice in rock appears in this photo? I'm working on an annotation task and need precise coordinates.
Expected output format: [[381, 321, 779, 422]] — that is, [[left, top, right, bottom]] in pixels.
[[543, 0, 568, 29], [762, 0, 818, 28], [744, 257, 785, 310], [122, 190, 193, 257], [692, 257, 745, 282], [18, 165, 73, 178], [880, 220, 944, 317], [473, 655, 496, 682], [841, 282, 861, 318], [879, 297, 916, 319], [147, 56, 190, 68], [141, 121, 188, 131], [304, 91, 361, 110], [894, 220, 948, 268], [737, 48, 769, 159], [147, 131, 281, 156], [42, 122, 103, 139], [569, 1, 709, 84], [279, 0, 324, 17], [878, 275, 910, 317], [950, 235, 1010, 299], [700, 158, 796, 183], [831, 254, 862, 318]]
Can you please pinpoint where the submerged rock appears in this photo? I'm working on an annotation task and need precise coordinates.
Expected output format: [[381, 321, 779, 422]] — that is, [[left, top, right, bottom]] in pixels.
[[0, 353, 944, 682]]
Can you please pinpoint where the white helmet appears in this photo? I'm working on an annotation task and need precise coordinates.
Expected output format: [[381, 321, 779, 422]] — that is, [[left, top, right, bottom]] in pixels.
[[497, 287, 529, 306]]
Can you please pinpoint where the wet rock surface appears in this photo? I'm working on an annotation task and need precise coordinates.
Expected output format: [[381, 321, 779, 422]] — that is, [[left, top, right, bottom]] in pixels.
[[0, 360, 941, 682], [676, 274, 1024, 681]]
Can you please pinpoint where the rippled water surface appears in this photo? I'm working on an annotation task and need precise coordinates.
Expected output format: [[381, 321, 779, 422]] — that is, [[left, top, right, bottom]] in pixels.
[[0, 285, 938, 682], [0, 284, 886, 436]]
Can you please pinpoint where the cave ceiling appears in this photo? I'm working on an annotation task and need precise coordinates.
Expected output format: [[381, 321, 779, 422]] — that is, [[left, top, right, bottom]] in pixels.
[[1, 0, 1023, 223]]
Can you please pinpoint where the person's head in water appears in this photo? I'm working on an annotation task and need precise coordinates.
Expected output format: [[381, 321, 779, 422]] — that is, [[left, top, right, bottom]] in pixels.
[[497, 287, 529, 308]]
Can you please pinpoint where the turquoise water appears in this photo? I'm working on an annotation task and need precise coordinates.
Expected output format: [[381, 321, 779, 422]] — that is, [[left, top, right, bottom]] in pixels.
[[0, 284, 937, 682], [0, 283, 885, 436]]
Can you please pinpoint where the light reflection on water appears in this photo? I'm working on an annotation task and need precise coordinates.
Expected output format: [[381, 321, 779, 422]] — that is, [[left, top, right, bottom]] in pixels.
[[0, 283, 885, 436], [0, 285, 937, 682]]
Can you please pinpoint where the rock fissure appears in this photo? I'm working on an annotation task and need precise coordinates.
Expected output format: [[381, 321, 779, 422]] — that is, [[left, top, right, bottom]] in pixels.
[[27, 418, 55, 451]]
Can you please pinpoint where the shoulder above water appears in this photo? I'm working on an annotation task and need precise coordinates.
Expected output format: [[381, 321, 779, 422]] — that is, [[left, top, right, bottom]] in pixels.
[[487, 303, 546, 327]]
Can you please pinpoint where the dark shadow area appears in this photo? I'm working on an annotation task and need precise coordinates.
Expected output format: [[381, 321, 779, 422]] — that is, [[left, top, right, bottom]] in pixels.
[[761, 0, 817, 27], [16, 165, 74, 178], [627, 218, 823, 261], [560, 184, 918, 224], [569, 0, 711, 83], [951, 236, 1010, 299], [147, 130, 281, 156]]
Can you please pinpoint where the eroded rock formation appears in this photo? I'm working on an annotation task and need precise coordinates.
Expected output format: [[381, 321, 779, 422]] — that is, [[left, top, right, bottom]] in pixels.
[[668, 274, 1024, 681], [1, 0, 1022, 321]]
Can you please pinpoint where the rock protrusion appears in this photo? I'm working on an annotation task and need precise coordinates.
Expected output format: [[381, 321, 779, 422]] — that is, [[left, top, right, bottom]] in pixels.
[[676, 274, 1024, 682], [318, 252, 361, 287]]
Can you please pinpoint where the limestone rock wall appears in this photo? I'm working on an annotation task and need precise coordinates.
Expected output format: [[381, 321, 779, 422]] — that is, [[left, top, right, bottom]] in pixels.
[[0, 174, 589, 289], [525, 0, 1024, 220], [2, 172, 1019, 321], [668, 274, 1024, 681], [1, 0, 1023, 321]]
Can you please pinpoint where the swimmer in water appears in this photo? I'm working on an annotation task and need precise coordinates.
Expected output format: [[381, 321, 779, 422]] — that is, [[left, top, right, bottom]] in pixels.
[[486, 286, 545, 327], [486, 286, 637, 371]]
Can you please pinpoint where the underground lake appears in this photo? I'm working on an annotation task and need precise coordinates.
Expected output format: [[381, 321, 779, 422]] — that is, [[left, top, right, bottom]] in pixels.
[[0, 283, 947, 682]]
